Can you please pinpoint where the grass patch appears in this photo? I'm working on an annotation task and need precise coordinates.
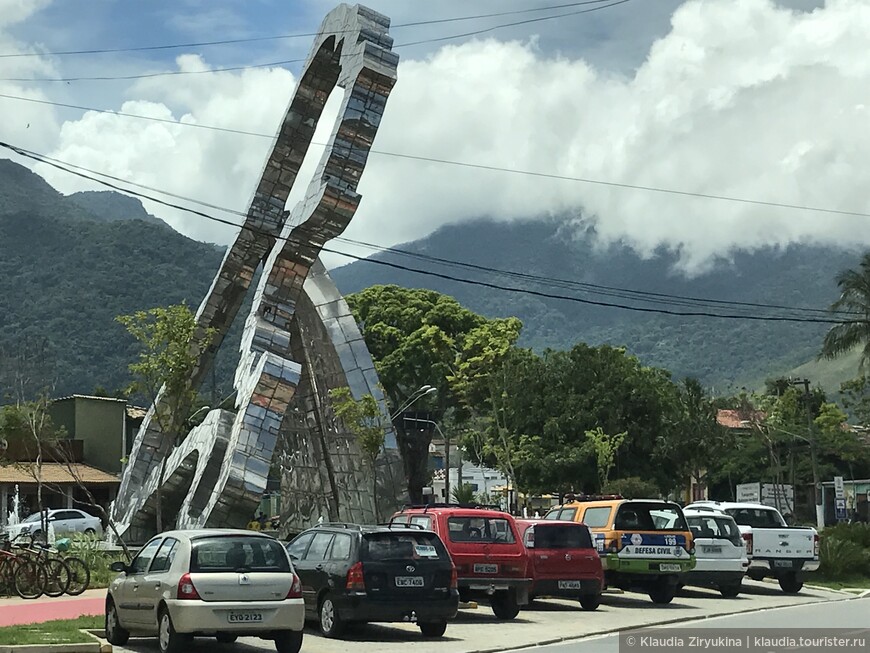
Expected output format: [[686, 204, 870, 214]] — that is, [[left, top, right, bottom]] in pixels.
[[809, 575, 870, 591], [0, 616, 102, 645]]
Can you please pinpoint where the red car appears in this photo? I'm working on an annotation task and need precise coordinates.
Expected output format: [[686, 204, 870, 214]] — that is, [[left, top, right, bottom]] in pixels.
[[390, 506, 532, 620], [516, 519, 604, 611]]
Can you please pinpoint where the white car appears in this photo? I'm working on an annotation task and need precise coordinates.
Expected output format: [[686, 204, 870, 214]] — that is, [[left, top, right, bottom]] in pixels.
[[5, 509, 103, 541], [105, 529, 304, 653], [686, 501, 819, 594], [682, 509, 750, 597]]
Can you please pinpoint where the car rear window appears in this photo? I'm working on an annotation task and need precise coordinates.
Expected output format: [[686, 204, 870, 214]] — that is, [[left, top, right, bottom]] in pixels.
[[726, 508, 786, 528], [614, 503, 688, 531], [534, 524, 593, 549], [544, 507, 578, 521], [190, 536, 290, 573], [361, 532, 448, 561], [581, 507, 612, 528], [688, 515, 740, 540], [447, 516, 516, 544]]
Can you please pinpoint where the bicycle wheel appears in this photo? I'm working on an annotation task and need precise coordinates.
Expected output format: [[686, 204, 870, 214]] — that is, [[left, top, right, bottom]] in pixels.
[[63, 557, 90, 596], [13, 560, 46, 599], [0, 557, 17, 595], [42, 557, 71, 598]]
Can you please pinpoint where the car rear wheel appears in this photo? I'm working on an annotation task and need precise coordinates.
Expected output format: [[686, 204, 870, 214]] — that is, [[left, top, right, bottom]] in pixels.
[[274, 630, 303, 653], [419, 622, 448, 637], [719, 582, 742, 598], [648, 582, 676, 604], [158, 608, 191, 653], [216, 633, 238, 643], [319, 596, 345, 638], [105, 599, 129, 646], [84, 528, 96, 536], [490, 590, 520, 619], [778, 573, 803, 594], [579, 593, 600, 611]]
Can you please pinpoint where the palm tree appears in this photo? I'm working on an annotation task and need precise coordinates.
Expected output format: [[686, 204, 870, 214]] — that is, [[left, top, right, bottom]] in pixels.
[[820, 253, 870, 367]]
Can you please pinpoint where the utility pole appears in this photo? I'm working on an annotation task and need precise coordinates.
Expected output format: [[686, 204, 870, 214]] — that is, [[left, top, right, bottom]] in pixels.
[[791, 378, 824, 529]]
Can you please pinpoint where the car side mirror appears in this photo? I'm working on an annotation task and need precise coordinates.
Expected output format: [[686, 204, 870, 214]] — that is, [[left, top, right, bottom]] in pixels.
[[110, 561, 129, 574]]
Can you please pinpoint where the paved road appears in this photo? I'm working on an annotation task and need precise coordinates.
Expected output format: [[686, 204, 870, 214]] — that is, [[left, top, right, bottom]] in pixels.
[[509, 594, 870, 653], [111, 581, 857, 653]]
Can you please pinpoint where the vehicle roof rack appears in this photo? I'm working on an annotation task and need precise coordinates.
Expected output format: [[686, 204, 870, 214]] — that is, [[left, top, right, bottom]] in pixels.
[[314, 522, 362, 530], [563, 494, 624, 503], [402, 502, 505, 513]]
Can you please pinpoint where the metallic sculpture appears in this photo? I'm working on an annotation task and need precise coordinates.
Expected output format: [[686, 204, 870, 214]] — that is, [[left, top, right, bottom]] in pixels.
[[112, 3, 404, 542]]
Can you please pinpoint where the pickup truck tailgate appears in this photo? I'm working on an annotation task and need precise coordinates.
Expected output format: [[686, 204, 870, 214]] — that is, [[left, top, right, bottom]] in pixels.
[[751, 529, 815, 559]]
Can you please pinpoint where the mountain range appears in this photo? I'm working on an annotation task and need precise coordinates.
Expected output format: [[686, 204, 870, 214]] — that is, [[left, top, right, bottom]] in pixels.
[[0, 157, 862, 398]]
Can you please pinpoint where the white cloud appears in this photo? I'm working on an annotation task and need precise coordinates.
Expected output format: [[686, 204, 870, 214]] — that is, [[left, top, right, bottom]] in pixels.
[[0, 0, 52, 27], [25, 0, 870, 273]]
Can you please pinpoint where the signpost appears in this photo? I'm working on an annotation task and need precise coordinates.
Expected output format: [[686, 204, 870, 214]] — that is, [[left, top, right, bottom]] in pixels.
[[736, 482, 794, 512], [834, 476, 846, 522]]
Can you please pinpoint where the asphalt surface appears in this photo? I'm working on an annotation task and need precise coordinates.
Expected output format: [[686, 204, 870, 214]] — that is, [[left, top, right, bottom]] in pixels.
[[109, 580, 861, 653], [509, 594, 870, 653]]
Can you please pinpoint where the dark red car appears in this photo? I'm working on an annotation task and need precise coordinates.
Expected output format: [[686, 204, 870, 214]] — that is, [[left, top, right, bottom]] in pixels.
[[516, 519, 604, 610], [390, 506, 532, 620]]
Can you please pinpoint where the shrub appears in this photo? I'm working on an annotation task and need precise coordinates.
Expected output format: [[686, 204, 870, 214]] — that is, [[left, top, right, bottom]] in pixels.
[[818, 536, 870, 579], [603, 477, 660, 499], [822, 523, 870, 549]]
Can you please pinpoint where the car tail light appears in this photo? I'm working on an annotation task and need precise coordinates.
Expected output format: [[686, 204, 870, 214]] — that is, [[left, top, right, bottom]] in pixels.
[[813, 534, 819, 558], [346, 562, 365, 592], [177, 573, 200, 600], [524, 527, 535, 549], [286, 573, 302, 599], [742, 532, 753, 556], [449, 566, 458, 590]]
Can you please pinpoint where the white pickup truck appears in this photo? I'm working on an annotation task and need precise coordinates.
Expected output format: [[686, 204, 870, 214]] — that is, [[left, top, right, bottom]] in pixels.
[[685, 501, 819, 593]]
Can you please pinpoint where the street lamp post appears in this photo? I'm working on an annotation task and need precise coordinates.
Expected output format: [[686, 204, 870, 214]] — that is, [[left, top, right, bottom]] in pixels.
[[789, 378, 824, 529], [403, 417, 449, 502], [390, 385, 436, 421]]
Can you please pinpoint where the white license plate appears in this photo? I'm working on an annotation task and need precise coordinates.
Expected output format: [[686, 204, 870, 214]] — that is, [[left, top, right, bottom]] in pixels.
[[474, 563, 498, 574], [227, 612, 263, 623], [773, 560, 793, 568], [558, 580, 582, 590], [659, 563, 682, 572], [395, 576, 424, 587], [702, 546, 723, 554]]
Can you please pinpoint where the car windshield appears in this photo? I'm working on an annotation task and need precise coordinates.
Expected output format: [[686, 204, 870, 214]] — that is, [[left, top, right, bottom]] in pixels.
[[726, 508, 786, 528], [447, 516, 516, 543], [688, 515, 740, 540], [614, 503, 688, 531], [21, 512, 46, 524], [190, 536, 290, 573], [361, 532, 448, 561], [533, 524, 593, 549]]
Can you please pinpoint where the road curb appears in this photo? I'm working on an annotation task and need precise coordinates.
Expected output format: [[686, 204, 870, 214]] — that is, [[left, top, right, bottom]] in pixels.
[[466, 590, 855, 653], [0, 630, 109, 653]]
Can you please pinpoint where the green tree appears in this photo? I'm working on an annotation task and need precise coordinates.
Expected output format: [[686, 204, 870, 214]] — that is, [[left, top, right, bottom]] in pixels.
[[329, 386, 385, 519], [840, 376, 870, 426], [451, 483, 476, 505], [116, 304, 215, 531], [347, 285, 521, 503], [603, 476, 660, 499], [820, 253, 870, 366], [584, 427, 627, 491], [0, 398, 64, 539]]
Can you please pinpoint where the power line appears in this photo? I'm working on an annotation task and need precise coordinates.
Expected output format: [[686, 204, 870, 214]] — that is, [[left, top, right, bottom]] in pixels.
[[0, 139, 854, 326], [0, 0, 632, 83], [4, 90, 870, 223], [0, 1, 616, 59], [8, 145, 842, 317]]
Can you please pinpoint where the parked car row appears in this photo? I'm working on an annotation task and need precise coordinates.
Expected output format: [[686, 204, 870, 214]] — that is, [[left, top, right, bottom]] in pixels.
[[102, 497, 819, 653]]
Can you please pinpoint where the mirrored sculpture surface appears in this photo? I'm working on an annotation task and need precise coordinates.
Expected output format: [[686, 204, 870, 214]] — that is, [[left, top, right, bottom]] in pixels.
[[112, 3, 404, 542]]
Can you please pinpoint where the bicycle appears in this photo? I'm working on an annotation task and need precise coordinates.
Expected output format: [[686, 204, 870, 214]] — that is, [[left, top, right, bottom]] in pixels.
[[16, 539, 71, 598], [0, 534, 46, 599]]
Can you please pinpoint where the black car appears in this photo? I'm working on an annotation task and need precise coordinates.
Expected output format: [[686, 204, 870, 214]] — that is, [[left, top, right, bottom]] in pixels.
[[285, 523, 459, 639]]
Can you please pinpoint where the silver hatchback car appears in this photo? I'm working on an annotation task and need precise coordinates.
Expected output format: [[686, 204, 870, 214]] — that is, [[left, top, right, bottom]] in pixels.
[[105, 529, 304, 653]]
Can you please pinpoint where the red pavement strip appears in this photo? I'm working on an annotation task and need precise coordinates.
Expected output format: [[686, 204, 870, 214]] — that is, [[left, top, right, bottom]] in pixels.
[[0, 591, 105, 627]]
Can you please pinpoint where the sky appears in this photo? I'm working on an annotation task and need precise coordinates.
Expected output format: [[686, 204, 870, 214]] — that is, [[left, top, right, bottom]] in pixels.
[[4, 0, 869, 274]]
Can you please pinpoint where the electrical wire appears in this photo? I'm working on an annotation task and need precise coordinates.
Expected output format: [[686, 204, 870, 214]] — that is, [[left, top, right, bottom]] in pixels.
[[0, 1, 616, 59], [0, 0, 633, 83], [3, 91, 870, 223], [0, 138, 855, 326]]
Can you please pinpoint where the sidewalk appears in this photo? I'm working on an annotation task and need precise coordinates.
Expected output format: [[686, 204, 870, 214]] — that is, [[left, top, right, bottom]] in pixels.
[[0, 589, 105, 627]]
